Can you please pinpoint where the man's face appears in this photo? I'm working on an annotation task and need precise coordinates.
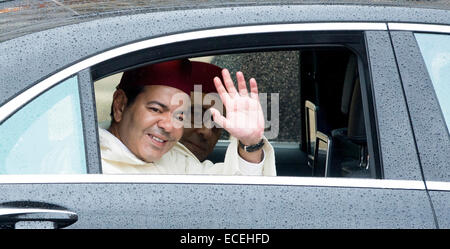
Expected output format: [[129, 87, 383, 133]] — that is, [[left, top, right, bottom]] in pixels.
[[180, 94, 223, 162], [112, 85, 190, 162]]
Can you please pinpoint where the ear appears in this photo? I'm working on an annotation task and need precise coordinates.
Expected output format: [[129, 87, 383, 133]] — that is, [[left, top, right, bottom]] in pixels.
[[111, 89, 128, 123]]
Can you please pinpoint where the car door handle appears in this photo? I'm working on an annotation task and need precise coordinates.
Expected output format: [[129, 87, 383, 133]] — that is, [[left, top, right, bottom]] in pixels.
[[0, 206, 78, 229]]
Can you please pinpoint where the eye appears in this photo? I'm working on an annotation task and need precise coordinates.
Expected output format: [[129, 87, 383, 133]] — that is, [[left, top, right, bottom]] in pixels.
[[148, 106, 161, 113]]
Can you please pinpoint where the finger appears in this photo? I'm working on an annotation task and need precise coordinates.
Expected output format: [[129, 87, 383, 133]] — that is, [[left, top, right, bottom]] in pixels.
[[249, 78, 259, 100], [221, 69, 238, 97], [213, 76, 230, 106], [236, 71, 248, 97], [210, 107, 228, 129]]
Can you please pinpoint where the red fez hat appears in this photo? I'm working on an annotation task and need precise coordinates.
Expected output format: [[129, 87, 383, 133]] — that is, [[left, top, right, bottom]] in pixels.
[[117, 59, 222, 95], [190, 61, 223, 93], [118, 59, 192, 95]]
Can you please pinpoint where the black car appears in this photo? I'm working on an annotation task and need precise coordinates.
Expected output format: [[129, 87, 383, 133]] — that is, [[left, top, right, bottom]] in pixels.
[[0, 0, 449, 228]]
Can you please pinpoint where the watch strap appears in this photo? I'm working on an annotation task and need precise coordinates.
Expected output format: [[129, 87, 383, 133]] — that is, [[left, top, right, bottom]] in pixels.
[[239, 139, 265, 152]]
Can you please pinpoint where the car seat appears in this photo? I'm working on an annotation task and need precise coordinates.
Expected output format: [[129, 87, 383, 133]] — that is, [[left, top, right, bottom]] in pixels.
[[330, 54, 370, 178]]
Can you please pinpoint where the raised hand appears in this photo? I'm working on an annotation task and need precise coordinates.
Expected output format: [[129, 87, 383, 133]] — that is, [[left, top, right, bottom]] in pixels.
[[209, 69, 265, 146]]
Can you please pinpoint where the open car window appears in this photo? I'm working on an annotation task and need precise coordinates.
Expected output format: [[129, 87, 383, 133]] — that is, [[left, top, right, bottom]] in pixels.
[[94, 46, 379, 179]]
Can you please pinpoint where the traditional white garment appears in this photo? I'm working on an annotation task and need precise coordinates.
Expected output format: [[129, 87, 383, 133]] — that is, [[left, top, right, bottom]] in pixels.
[[99, 128, 276, 176]]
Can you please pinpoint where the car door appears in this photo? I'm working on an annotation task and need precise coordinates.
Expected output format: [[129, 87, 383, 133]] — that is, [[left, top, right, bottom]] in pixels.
[[0, 20, 436, 229], [389, 23, 450, 229]]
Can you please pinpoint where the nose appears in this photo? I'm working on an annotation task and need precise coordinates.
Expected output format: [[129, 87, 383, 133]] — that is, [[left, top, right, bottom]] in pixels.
[[196, 126, 213, 139], [157, 112, 175, 132]]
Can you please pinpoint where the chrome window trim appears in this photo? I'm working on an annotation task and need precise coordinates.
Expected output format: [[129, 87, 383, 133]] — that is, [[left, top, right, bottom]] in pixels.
[[0, 175, 425, 190], [0, 22, 386, 123], [426, 181, 450, 191], [0, 208, 77, 216], [388, 23, 450, 34]]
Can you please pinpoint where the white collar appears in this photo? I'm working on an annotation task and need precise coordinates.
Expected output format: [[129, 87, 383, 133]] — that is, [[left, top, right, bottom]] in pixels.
[[98, 127, 149, 165]]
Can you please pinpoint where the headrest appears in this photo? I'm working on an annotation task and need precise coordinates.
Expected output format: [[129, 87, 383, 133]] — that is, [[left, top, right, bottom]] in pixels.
[[347, 78, 366, 144], [341, 54, 358, 115]]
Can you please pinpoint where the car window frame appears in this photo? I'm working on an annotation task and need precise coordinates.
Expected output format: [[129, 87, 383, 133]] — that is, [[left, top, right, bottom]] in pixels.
[[78, 69, 102, 174], [388, 23, 450, 184], [388, 23, 450, 229], [0, 22, 423, 184], [88, 26, 382, 179]]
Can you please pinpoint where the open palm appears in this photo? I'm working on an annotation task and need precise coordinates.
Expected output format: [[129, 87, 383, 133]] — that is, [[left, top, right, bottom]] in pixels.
[[209, 69, 265, 146]]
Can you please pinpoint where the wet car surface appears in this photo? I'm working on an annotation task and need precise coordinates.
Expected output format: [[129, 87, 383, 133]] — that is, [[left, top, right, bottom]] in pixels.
[[0, 0, 449, 229]]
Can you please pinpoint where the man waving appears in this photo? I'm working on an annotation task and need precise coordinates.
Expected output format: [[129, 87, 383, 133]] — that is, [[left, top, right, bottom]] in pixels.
[[99, 59, 276, 176]]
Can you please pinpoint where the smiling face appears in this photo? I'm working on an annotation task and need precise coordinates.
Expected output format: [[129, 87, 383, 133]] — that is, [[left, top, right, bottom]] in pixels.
[[109, 85, 190, 163]]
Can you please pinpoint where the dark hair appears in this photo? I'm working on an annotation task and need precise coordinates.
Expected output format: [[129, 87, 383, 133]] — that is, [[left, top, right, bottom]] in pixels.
[[110, 84, 146, 121]]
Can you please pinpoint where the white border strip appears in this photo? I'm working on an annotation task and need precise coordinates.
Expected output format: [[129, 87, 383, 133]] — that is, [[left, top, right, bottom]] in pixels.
[[0, 174, 425, 190], [0, 22, 386, 123], [389, 23, 450, 34]]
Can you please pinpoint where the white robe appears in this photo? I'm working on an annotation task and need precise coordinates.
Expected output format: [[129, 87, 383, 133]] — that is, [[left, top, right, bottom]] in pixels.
[[99, 128, 276, 176]]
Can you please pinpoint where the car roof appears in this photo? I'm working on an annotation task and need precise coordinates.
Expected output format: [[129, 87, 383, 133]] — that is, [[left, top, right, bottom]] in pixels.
[[1, 0, 449, 42]]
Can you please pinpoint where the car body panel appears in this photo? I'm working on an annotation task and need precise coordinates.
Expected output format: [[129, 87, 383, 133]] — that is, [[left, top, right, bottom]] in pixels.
[[390, 30, 450, 182], [1, 0, 449, 43], [390, 29, 450, 229], [428, 191, 450, 229], [364, 31, 422, 180], [0, 175, 436, 228]]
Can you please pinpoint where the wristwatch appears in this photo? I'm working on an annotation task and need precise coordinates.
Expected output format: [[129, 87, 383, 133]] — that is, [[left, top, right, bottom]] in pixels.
[[238, 139, 265, 152]]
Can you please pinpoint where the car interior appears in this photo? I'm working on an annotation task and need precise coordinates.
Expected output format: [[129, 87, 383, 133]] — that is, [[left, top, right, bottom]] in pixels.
[[94, 47, 376, 179]]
